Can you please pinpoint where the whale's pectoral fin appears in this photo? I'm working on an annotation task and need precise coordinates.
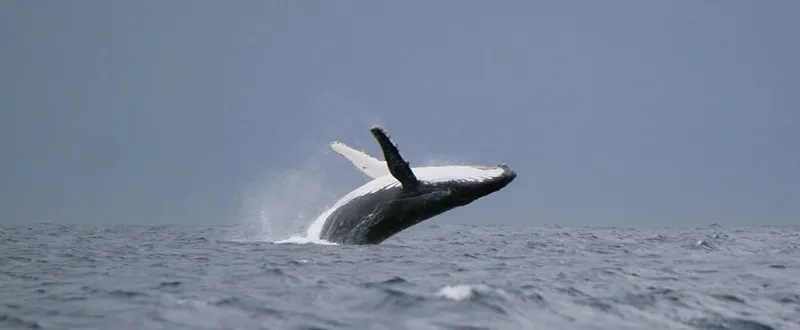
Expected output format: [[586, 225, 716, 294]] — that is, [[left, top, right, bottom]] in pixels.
[[330, 141, 390, 179], [370, 126, 420, 191]]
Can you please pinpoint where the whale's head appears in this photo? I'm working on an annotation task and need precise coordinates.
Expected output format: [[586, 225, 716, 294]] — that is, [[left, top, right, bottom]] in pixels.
[[413, 163, 517, 208]]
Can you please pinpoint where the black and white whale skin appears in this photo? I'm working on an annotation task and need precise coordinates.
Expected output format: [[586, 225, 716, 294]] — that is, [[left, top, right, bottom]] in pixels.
[[313, 126, 517, 245]]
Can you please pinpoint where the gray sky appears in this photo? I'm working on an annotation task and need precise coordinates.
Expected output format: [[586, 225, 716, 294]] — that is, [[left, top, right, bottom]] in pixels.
[[2, 1, 798, 227]]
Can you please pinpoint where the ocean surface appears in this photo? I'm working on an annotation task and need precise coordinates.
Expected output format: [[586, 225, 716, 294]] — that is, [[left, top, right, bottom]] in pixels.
[[1, 223, 799, 330]]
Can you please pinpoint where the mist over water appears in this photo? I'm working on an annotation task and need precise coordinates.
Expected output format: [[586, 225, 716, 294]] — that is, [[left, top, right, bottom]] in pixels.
[[230, 155, 342, 244]]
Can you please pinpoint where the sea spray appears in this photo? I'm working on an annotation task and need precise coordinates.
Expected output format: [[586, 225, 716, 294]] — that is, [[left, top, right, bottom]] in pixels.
[[230, 154, 343, 243]]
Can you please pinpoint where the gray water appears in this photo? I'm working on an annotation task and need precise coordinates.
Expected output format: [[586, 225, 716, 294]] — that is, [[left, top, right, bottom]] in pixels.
[[1, 223, 799, 330]]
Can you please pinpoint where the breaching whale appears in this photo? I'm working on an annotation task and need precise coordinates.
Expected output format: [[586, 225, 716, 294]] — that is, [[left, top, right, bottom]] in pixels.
[[314, 126, 517, 244]]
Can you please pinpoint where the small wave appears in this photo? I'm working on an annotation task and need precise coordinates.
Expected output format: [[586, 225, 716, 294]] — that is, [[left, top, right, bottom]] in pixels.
[[688, 317, 775, 330], [108, 289, 147, 298], [0, 314, 41, 329], [694, 239, 717, 250]]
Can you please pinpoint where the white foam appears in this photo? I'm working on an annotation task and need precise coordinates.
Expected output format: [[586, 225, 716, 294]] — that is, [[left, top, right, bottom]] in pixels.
[[437, 284, 476, 301], [436, 283, 509, 301], [274, 234, 338, 245]]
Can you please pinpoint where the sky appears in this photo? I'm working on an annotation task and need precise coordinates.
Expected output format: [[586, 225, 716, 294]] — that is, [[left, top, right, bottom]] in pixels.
[[1, 1, 798, 228]]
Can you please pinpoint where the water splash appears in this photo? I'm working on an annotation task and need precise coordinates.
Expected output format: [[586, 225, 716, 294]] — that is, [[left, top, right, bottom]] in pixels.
[[230, 154, 342, 244], [274, 234, 337, 245]]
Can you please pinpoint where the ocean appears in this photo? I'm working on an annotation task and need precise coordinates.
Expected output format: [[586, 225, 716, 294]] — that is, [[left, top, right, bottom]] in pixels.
[[1, 223, 798, 330]]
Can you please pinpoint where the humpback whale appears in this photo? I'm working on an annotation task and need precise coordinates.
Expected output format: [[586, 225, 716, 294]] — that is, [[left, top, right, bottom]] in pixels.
[[314, 126, 517, 244]]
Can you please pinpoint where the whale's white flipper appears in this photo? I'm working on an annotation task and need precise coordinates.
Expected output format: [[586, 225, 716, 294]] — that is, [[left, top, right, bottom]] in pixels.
[[330, 141, 389, 179]]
